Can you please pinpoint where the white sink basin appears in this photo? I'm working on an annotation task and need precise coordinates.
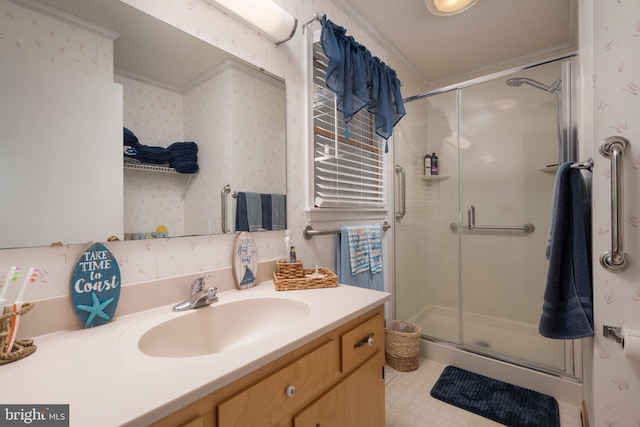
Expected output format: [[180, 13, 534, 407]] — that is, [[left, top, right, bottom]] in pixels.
[[121, 295, 311, 358]]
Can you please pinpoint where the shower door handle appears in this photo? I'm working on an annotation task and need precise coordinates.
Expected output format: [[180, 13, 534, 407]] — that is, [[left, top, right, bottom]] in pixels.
[[395, 165, 406, 220], [467, 205, 476, 230]]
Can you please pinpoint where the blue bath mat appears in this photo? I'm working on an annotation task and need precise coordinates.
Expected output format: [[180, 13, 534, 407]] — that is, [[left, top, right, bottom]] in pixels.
[[430, 366, 560, 427]]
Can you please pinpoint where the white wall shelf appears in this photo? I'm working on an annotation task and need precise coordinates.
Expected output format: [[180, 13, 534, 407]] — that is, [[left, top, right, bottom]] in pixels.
[[124, 163, 196, 199]]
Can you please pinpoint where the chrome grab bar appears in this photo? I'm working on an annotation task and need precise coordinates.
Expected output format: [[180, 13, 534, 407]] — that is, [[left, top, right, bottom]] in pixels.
[[598, 136, 630, 272], [395, 165, 406, 220], [450, 204, 535, 233], [221, 184, 231, 234]]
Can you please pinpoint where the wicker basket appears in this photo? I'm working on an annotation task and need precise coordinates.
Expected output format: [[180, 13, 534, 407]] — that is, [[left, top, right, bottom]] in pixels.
[[385, 320, 421, 372], [273, 267, 337, 291], [275, 259, 304, 279], [0, 302, 37, 365]]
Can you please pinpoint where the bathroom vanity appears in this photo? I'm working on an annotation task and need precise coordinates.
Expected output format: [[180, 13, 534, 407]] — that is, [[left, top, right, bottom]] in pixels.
[[153, 306, 385, 427], [1, 279, 390, 427]]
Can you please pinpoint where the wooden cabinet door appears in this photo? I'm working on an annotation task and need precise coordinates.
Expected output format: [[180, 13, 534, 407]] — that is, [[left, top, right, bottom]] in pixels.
[[293, 354, 384, 427]]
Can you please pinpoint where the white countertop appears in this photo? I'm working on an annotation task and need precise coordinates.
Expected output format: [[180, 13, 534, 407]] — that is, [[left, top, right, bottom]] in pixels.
[[0, 280, 390, 427]]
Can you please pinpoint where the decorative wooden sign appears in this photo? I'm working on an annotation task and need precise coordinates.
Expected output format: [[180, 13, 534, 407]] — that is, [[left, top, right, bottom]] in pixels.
[[232, 232, 259, 290], [70, 242, 121, 328]]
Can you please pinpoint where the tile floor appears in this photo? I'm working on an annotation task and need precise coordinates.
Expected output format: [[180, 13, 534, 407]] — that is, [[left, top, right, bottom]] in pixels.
[[385, 358, 583, 427]]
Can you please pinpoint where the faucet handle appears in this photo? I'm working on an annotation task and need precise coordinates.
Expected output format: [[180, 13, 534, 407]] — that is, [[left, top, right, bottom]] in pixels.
[[207, 287, 219, 303], [191, 275, 211, 293]]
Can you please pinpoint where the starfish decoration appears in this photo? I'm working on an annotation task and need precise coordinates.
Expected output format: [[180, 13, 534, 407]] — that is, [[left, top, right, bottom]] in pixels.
[[76, 292, 114, 327]]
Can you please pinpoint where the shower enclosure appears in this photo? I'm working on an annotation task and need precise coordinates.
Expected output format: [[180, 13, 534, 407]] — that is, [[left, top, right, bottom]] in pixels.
[[394, 58, 580, 376]]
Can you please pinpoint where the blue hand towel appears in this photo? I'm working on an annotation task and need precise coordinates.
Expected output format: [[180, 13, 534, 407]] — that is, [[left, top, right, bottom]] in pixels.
[[244, 192, 263, 232], [346, 226, 370, 275], [539, 162, 593, 339], [235, 192, 249, 232], [235, 192, 263, 232], [366, 225, 383, 274], [336, 226, 384, 291], [270, 194, 287, 230]]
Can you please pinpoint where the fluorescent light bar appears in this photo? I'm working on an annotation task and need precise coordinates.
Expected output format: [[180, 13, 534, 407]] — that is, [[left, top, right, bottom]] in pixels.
[[205, 0, 297, 45]]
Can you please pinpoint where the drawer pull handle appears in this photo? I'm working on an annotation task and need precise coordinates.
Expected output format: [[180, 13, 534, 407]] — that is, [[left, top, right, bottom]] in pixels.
[[285, 385, 296, 398], [354, 333, 374, 349]]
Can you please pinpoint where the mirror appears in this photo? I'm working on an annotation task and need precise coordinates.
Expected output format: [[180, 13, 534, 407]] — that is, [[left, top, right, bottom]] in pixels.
[[0, 0, 286, 248]]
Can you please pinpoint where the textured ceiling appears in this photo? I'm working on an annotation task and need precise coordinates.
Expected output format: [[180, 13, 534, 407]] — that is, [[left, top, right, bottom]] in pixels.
[[333, 0, 578, 86]]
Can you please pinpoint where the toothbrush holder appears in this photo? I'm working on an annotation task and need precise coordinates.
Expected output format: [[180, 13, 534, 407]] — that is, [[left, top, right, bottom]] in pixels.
[[0, 302, 37, 365]]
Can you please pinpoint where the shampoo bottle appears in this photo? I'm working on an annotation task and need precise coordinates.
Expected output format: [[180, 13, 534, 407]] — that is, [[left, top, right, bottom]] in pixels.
[[431, 153, 439, 175], [283, 230, 291, 262]]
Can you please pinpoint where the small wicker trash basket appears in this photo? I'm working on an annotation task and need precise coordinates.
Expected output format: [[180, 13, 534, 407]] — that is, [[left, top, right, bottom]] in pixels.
[[385, 320, 421, 372]]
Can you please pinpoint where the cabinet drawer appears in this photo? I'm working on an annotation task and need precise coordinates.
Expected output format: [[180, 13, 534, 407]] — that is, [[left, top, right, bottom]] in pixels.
[[218, 339, 341, 426], [340, 313, 383, 373]]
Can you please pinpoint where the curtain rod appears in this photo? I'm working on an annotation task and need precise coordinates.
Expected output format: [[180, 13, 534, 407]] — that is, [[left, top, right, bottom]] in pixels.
[[302, 12, 321, 34], [303, 221, 391, 239]]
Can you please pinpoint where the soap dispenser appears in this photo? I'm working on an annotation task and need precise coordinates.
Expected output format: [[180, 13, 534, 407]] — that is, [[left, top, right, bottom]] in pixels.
[[283, 230, 292, 262]]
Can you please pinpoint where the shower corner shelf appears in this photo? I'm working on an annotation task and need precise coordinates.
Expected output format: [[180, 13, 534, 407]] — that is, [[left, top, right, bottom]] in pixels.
[[124, 163, 197, 199], [421, 175, 450, 182]]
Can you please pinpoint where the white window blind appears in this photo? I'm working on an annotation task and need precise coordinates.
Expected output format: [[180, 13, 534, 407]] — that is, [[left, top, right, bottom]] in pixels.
[[312, 41, 386, 209]]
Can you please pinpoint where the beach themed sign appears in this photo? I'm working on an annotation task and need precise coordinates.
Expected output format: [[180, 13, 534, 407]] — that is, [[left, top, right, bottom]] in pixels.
[[70, 242, 121, 328], [232, 232, 259, 289]]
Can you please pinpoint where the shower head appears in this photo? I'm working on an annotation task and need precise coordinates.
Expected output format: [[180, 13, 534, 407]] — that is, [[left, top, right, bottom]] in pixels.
[[506, 77, 561, 93]]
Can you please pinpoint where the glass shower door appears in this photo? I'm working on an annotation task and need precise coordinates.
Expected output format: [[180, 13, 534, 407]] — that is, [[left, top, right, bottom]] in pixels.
[[394, 60, 572, 374], [457, 63, 566, 370], [394, 89, 460, 344]]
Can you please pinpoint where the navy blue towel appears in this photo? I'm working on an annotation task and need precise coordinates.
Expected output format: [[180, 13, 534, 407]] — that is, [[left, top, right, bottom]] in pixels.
[[167, 142, 199, 174], [123, 128, 173, 165], [261, 194, 272, 230], [539, 162, 593, 339]]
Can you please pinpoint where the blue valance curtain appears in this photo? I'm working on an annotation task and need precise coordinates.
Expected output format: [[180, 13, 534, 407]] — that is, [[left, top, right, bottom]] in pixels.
[[320, 15, 406, 146]]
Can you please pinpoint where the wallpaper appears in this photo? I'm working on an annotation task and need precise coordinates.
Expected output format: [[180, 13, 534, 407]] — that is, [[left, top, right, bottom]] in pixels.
[[591, 0, 640, 425], [118, 74, 186, 236], [0, 0, 113, 79]]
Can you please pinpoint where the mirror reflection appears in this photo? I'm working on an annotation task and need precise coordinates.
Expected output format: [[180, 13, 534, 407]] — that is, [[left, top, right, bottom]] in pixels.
[[0, 0, 286, 248]]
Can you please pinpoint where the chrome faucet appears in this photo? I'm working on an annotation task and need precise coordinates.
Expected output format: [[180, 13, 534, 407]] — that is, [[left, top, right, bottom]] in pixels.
[[172, 275, 218, 311]]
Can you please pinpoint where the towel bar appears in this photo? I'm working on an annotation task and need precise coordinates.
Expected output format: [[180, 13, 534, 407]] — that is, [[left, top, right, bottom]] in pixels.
[[570, 159, 593, 171], [303, 222, 391, 239], [598, 136, 630, 272], [221, 184, 232, 234]]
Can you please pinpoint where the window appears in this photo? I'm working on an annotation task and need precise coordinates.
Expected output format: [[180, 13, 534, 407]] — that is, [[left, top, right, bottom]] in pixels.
[[311, 40, 386, 210]]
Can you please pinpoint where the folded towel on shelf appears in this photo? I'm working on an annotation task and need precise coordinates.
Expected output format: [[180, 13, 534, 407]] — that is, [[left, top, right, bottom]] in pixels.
[[346, 226, 370, 275], [336, 226, 383, 291], [270, 194, 286, 230], [123, 128, 173, 165], [235, 192, 263, 232], [167, 142, 199, 174], [366, 224, 383, 274], [539, 162, 593, 339]]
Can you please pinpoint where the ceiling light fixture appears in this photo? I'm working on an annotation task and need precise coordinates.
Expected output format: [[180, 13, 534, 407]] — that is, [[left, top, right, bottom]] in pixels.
[[427, 0, 479, 16], [204, 0, 297, 46]]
